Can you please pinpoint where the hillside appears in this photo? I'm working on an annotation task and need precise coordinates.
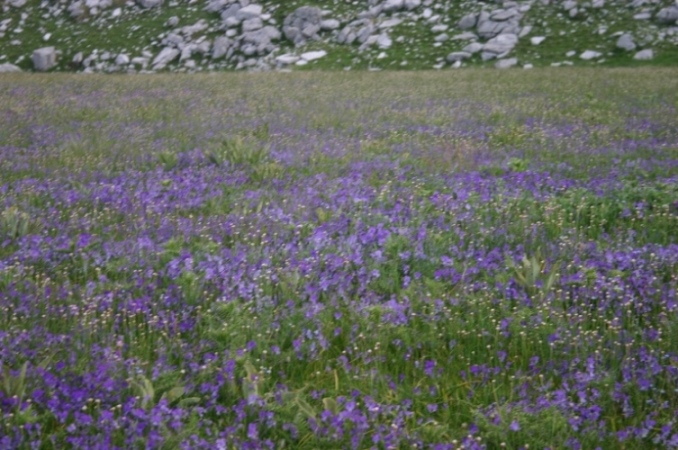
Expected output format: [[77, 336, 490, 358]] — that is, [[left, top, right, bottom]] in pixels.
[[0, 0, 677, 72]]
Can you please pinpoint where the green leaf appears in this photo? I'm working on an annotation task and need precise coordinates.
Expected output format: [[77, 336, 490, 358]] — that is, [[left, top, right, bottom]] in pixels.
[[161, 386, 185, 404], [322, 397, 338, 415]]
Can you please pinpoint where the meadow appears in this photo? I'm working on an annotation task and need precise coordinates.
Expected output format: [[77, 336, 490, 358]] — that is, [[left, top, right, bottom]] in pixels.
[[1, 69, 678, 449]]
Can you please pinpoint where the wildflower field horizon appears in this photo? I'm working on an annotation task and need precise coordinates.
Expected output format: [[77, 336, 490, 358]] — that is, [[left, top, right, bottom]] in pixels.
[[1, 69, 678, 449]]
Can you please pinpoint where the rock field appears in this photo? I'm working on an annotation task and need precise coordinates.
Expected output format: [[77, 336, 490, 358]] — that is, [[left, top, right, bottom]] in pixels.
[[1, 0, 677, 72]]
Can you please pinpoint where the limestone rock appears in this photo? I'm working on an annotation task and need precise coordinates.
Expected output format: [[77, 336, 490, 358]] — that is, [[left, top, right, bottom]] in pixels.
[[204, 0, 228, 13], [404, 0, 421, 10], [137, 0, 162, 8], [221, 4, 241, 21], [656, 6, 678, 24], [457, 13, 477, 30], [242, 17, 263, 32], [580, 50, 602, 60], [382, 0, 405, 12], [67, 1, 85, 18], [284, 6, 323, 45], [483, 33, 519, 55], [530, 36, 546, 45], [491, 9, 519, 21], [275, 54, 299, 65], [446, 51, 472, 62], [32, 47, 57, 71], [300, 50, 327, 61], [462, 42, 484, 53], [633, 48, 654, 59], [236, 4, 263, 21], [8, 0, 27, 7], [0, 63, 22, 72], [477, 15, 521, 39], [495, 57, 518, 68], [616, 33, 636, 51], [320, 19, 340, 31], [152, 47, 180, 69], [115, 54, 129, 65]]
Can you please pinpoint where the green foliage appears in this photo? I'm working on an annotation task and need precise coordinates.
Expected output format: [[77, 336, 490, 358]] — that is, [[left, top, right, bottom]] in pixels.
[[509, 251, 561, 300], [1, 207, 39, 240], [158, 151, 178, 171], [507, 157, 529, 172]]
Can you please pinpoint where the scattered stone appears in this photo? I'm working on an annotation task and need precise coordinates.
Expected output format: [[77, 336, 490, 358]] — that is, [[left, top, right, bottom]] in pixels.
[[115, 54, 129, 65], [463, 42, 484, 53], [152, 47, 180, 69], [656, 6, 678, 24], [495, 57, 517, 68], [275, 54, 299, 65], [236, 4, 263, 21], [320, 19, 340, 31], [491, 9, 518, 21], [616, 33, 636, 51], [0, 63, 22, 72], [137, 0, 162, 8], [377, 34, 392, 48], [166, 16, 179, 27], [530, 36, 546, 45], [580, 50, 602, 60], [72, 52, 83, 65], [451, 32, 479, 41], [32, 46, 57, 71], [242, 17, 263, 32], [404, 0, 421, 10], [446, 51, 471, 62], [483, 33, 519, 55], [633, 48, 654, 59], [523, 63, 534, 69], [283, 6, 323, 45], [634, 12, 652, 20], [457, 13, 477, 30], [67, 1, 85, 18], [300, 50, 326, 61], [211, 36, 233, 59], [382, 0, 405, 13], [562, 0, 577, 11], [434, 33, 449, 42]]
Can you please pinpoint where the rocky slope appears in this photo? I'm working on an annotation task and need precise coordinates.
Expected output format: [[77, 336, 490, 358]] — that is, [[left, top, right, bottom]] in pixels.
[[1, 0, 677, 72]]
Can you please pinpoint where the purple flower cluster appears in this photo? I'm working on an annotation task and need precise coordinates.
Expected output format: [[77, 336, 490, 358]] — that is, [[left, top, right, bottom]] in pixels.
[[1, 75, 678, 449]]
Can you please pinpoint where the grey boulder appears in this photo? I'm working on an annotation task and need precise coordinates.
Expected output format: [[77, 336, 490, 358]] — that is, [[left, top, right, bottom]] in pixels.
[[656, 6, 678, 24], [0, 63, 22, 72], [616, 33, 636, 51], [137, 0, 162, 8], [382, 0, 405, 12], [483, 33, 519, 55], [457, 13, 477, 30], [633, 49, 654, 60], [463, 42, 484, 53], [495, 57, 518, 69], [284, 6, 323, 45], [236, 4, 263, 21], [152, 47, 180, 69], [32, 47, 57, 71], [212, 36, 234, 59], [446, 51, 472, 62]]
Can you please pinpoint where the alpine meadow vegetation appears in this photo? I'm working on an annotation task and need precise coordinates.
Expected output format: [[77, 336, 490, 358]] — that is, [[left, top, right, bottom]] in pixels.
[[1, 69, 678, 449]]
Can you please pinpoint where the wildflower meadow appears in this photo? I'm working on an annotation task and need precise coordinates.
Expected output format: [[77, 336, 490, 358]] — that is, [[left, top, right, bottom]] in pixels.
[[1, 69, 678, 449]]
